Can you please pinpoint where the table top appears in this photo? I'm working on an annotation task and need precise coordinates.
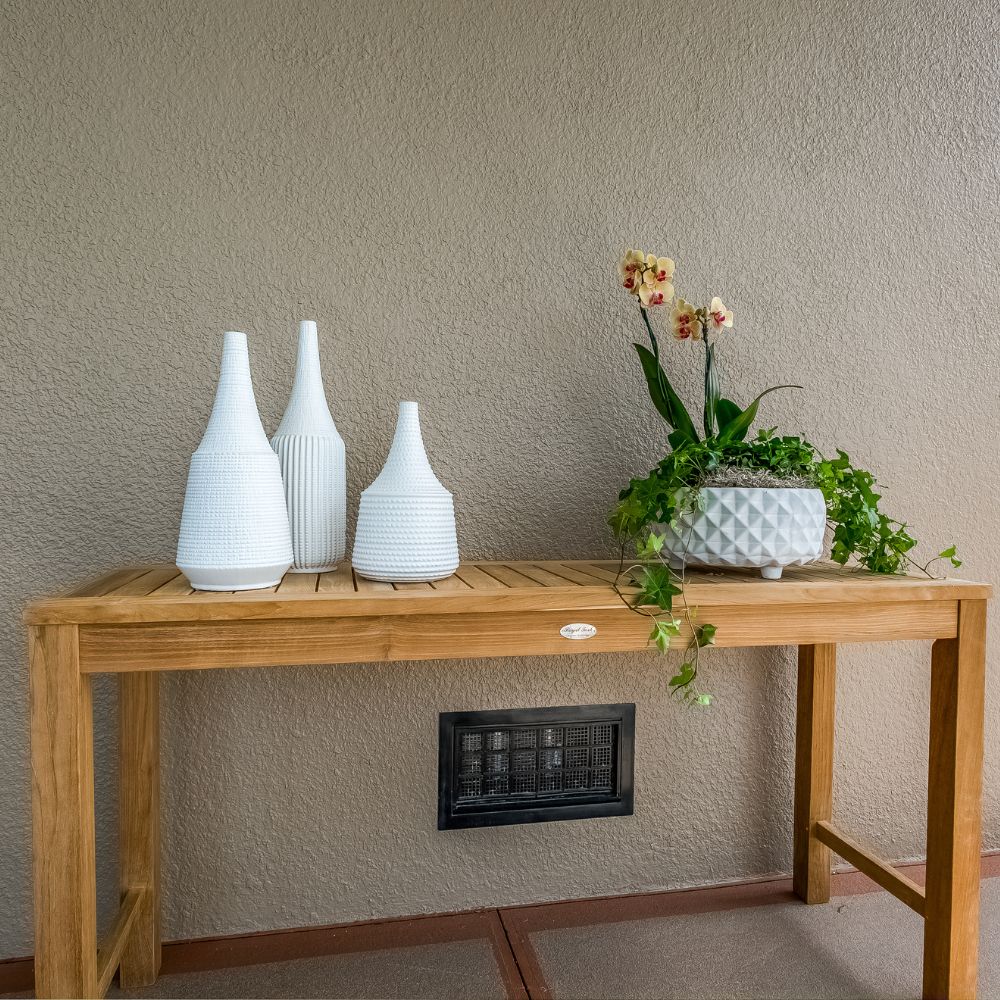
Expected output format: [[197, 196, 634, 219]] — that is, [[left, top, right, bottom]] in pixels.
[[25, 560, 992, 626]]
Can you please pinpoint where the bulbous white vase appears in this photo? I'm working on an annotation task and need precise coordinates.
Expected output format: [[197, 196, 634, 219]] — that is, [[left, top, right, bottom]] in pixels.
[[352, 401, 459, 582], [176, 331, 293, 591], [661, 487, 826, 579], [271, 320, 347, 573]]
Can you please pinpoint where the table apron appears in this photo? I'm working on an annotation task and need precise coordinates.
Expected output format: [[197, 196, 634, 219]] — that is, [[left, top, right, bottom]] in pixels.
[[77, 600, 959, 672]]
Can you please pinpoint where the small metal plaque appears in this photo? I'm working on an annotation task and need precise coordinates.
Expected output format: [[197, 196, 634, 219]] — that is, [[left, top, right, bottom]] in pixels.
[[560, 622, 597, 640]]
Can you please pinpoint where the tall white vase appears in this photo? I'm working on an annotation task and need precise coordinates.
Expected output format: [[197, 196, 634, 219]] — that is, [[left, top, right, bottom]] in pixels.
[[352, 401, 459, 582], [271, 320, 347, 572], [176, 331, 293, 591]]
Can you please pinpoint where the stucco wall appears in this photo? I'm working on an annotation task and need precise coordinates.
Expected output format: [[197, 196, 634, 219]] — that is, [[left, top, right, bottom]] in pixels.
[[2, 0, 998, 958]]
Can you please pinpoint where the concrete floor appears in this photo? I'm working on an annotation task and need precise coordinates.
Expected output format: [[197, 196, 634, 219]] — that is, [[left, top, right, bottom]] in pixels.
[[105, 938, 507, 999], [4, 938, 506, 1000], [8, 881, 1000, 998], [531, 879, 1000, 999]]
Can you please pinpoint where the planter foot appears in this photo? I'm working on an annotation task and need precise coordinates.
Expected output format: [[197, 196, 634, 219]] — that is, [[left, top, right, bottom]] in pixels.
[[761, 566, 784, 580]]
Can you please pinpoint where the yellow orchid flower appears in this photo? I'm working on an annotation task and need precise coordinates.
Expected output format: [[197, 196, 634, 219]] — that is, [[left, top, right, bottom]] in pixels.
[[707, 296, 734, 333], [639, 277, 672, 307], [671, 298, 701, 340], [619, 249, 646, 295], [646, 256, 675, 284]]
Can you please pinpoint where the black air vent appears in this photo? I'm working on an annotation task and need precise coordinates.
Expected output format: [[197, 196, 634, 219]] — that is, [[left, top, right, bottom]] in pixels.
[[438, 704, 635, 829]]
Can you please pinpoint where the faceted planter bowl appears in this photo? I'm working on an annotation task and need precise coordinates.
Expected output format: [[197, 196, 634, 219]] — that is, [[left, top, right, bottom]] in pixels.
[[661, 487, 826, 579]]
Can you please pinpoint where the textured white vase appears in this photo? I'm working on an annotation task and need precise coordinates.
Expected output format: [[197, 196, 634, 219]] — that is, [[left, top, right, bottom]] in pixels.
[[271, 320, 347, 573], [661, 487, 826, 579], [352, 401, 459, 582], [176, 331, 293, 591]]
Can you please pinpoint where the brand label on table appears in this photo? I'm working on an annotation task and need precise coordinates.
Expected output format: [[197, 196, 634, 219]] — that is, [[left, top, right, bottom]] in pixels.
[[560, 623, 597, 640]]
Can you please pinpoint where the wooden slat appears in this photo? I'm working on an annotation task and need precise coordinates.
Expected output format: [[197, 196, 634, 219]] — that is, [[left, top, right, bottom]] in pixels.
[[78, 600, 960, 673], [533, 562, 612, 585], [317, 565, 355, 593], [814, 821, 926, 915], [275, 574, 318, 594], [96, 888, 143, 995], [66, 567, 151, 598], [453, 565, 508, 590], [353, 573, 393, 592], [149, 574, 193, 596], [107, 568, 181, 598], [505, 563, 583, 587], [477, 564, 542, 588], [430, 574, 471, 591], [393, 582, 434, 590], [574, 562, 621, 583]]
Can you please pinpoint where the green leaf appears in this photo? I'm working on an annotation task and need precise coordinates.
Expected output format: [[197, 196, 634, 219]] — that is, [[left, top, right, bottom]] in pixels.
[[636, 531, 666, 560], [715, 398, 742, 433], [939, 545, 962, 568], [634, 343, 699, 443], [650, 619, 680, 653], [717, 385, 802, 443], [695, 693, 713, 706], [668, 662, 695, 689], [696, 623, 717, 647], [634, 563, 682, 613]]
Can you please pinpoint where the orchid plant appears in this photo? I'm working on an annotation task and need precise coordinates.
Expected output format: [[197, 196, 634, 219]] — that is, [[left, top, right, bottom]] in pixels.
[[618, 249, 791, 448], [612, 249, 960, 704]]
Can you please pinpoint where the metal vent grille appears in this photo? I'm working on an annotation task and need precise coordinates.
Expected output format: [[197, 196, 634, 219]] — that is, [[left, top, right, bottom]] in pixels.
[[438, 705, 635, 829]]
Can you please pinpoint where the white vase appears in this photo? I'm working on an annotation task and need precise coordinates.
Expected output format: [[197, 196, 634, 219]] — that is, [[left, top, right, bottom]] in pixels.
[[176, 331, 293, 591], [352, 401, 459, 583], [271, 320, 347, 573], [660, 487, 826, 579]]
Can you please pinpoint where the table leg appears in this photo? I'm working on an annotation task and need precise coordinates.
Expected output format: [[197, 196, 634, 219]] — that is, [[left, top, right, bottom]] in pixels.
[[793, 643, 836, 904], [30, 624, 99, 998], [118, 672, 161, 987], [923, 599, 987, 1000]]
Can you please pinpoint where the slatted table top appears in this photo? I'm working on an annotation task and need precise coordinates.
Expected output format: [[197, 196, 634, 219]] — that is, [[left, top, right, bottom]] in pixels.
[[25, 560, 991, 625]]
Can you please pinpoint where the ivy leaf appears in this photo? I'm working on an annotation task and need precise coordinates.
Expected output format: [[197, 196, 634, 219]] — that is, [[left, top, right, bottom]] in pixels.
[[695, 693, 713, 706], [668, 661, 696, 689], [649, 618, 681, 653], [634, 563, 682, 612], [636, 531, 665, 559], [697, 623, 717, 647], [634, 343, 699, 443], [717, 385, 802, 443], [939, 545, 962, 568]]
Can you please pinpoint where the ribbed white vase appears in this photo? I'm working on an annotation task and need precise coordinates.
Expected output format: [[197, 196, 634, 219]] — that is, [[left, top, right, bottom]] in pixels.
[[352, 401, 459, 582], [176, 331, 293, 591], [271, 321, 347, 573]]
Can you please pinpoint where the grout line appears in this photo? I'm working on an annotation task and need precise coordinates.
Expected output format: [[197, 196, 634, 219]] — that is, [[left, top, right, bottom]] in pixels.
[[489, 909, 533, 1000], [496, 908, 551, 1000]]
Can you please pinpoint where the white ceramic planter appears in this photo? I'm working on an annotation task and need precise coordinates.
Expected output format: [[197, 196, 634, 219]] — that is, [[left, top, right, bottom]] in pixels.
[[352, 401, 459, 583], [661, 487, 826, 579], [176, 332, 293, 591], [271, 320, 347, 573]]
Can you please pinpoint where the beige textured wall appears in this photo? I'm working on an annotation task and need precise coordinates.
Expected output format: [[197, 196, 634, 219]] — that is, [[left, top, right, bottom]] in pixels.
[[2, 0, 998, 959]]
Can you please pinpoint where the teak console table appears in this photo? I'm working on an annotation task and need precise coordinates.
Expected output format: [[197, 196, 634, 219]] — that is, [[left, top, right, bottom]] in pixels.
[[26, 560, 990, 999]]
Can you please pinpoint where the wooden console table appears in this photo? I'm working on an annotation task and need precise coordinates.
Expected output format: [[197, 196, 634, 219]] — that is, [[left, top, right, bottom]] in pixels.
[[26, 560, 990, 998]]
